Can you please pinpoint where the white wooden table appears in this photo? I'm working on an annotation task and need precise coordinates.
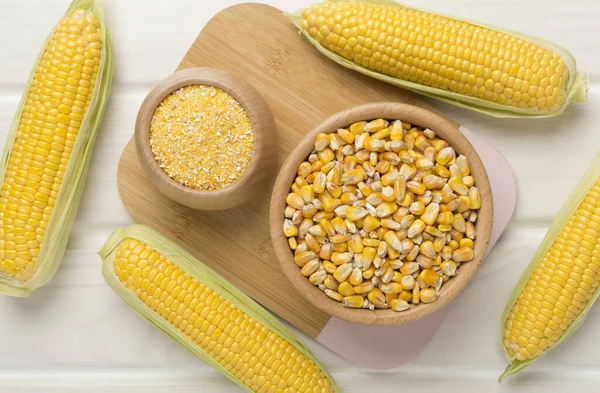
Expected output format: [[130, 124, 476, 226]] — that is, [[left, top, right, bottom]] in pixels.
[[1, 0, 599, 391]]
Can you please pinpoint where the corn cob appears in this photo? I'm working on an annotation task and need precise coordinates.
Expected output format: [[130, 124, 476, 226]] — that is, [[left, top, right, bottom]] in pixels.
[[99, 225, 339, 393], [0, 0, 113, 296], [288, 0, 588, 118], [500, 151, 600, 380]]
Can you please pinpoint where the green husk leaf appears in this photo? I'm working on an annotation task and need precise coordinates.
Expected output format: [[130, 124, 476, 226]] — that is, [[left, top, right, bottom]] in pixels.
[[98, 225, 340, 393], [287, 0, 588, 118], [0, 0, 114, 296], [499, 150, 600, 381]]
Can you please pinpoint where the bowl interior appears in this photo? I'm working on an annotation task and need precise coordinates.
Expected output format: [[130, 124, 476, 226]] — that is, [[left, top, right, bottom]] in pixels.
[[135, 67, 276, 210], [270, 102, 493, 326]]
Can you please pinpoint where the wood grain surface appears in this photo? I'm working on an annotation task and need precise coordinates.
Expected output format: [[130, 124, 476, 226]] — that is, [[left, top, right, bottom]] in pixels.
[[119, 3, 470, 337]]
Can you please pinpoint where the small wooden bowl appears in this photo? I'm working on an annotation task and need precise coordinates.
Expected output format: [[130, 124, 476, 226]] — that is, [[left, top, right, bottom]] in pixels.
[[270, 103, 493, 325], [135, 67, 277, 210]]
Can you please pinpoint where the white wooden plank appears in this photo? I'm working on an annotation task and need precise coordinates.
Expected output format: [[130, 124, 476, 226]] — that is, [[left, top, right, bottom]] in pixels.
[[2, 369, 600, 393], [1, 0, 600, 391]]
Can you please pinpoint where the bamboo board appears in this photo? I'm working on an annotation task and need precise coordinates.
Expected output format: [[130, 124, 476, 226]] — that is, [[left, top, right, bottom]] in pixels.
[[117, 3, 516, 368]]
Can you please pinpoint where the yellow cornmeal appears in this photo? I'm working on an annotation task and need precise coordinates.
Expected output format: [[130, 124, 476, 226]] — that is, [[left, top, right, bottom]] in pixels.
[[150, 85, 254, 191]]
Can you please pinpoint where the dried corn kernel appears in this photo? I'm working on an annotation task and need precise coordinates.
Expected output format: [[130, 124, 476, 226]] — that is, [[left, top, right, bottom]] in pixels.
[[284, 118, 481, 313]]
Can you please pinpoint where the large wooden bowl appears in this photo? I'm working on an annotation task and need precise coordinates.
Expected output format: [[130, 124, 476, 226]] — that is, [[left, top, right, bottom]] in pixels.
[[270, 103, 493, 325], [135, 67, 277, 210]]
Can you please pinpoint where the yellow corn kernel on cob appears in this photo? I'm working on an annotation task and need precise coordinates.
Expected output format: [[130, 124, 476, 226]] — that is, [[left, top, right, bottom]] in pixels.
[[500, 151, 600, 380], [99, 225, 339, 393], [288, 0, 587, 118], [0, 0, 113, 296]]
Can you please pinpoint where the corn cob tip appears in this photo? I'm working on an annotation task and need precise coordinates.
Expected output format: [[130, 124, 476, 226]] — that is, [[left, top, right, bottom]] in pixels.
[[498, 360, 528, 382], [98, 227, 127, 260], [0, 282, 32, 298], [569, 72, 589, 105]]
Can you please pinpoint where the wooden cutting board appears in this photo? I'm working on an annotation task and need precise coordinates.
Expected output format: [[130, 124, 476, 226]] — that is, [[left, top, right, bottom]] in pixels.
[[116, 3, 516, 368]]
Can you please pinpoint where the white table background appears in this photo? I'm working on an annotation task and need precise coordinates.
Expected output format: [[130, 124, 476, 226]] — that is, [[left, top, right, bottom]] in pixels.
[[1, 0, 599, 391]]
